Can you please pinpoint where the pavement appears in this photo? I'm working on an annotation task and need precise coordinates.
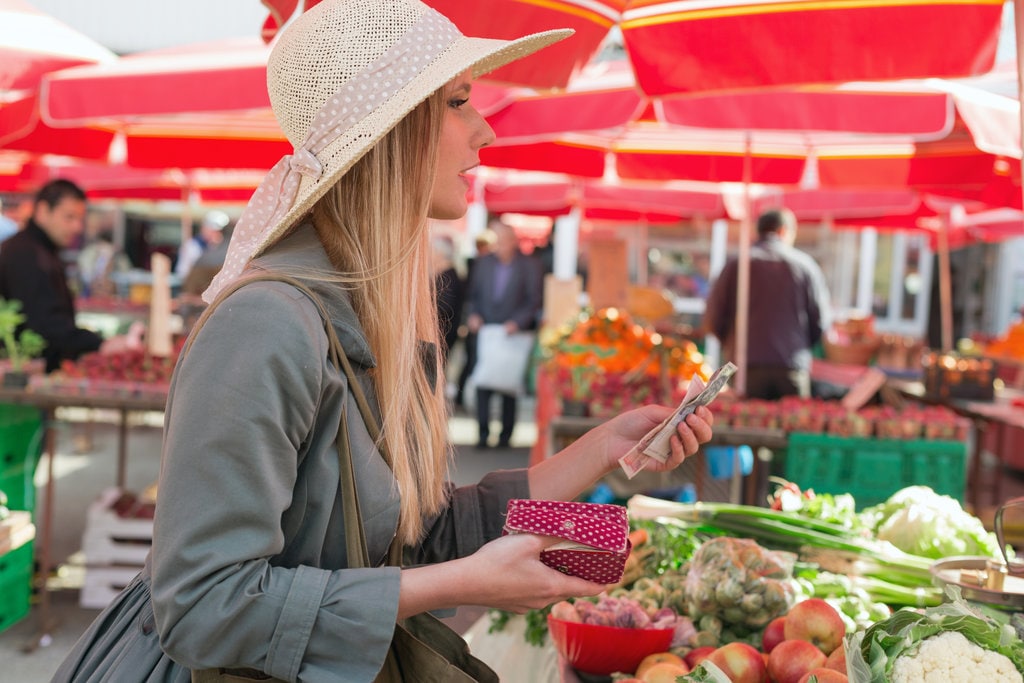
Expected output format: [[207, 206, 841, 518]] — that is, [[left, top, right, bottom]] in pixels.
[[0, 398, 536, 683]]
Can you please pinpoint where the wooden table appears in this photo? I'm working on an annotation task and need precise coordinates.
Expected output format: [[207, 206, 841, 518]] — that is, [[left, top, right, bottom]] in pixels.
[[547, 416, 788, 506], [0, 385, 167, 652]]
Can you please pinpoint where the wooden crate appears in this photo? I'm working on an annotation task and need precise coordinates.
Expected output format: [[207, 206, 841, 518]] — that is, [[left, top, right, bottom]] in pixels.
[[80, 488, 152, 609]]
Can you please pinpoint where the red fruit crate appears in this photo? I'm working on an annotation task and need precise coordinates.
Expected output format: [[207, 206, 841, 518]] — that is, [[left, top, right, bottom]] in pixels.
[[781, 432, 967, 509]]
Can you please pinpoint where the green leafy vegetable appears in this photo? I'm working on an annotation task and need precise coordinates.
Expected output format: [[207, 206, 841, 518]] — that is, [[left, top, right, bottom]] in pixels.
[[680, 660, 732, 682], [859, 486, 1002, 560], [846, 585, 1024, 682]]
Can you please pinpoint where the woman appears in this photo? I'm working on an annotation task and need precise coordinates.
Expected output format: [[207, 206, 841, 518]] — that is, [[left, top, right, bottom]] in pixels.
[[54, 1, 714, 681]]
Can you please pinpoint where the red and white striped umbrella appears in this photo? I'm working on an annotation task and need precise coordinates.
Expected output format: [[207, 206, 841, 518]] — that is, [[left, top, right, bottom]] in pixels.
[[0, 0, 115, 96], [261, 0, 1005, 93]]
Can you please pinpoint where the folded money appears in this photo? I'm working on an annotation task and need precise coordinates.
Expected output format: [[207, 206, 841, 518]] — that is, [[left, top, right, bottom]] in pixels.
[[618, 362, 737, 479]]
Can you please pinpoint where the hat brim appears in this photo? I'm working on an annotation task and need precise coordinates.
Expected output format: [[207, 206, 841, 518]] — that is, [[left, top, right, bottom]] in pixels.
[[249, 28, 573, 260]]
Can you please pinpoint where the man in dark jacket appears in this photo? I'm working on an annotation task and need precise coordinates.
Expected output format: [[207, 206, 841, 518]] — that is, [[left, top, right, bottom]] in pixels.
[[464, 220, 543, 448], [0, 179, 142, 372], [704, 207, 832, 399]]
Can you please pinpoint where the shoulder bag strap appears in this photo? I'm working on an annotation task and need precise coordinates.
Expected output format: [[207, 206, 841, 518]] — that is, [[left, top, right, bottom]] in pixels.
[[183, 272, 383, 569]]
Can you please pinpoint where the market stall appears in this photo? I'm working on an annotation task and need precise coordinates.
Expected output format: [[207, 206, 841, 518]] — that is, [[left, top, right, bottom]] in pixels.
[[469, 486, 1024, 682]]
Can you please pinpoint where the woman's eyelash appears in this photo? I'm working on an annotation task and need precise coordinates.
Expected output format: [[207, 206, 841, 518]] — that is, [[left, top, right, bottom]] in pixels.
[[448, 97, 469, 109]]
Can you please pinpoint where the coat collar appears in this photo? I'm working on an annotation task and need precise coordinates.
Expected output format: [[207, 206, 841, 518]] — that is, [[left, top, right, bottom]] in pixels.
[[248, 223, 377, 369]]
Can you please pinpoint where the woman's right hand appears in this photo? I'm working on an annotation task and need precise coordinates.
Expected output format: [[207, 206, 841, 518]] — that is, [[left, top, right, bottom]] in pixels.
[[461, 533, 607, 613], [397, 533, 606, 619]]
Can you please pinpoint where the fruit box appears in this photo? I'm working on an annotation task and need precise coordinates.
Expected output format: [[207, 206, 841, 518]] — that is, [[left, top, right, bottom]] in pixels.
[[781, 432, 967, 510], [0, 538, 34, 635], [0, 404, 43, 512]]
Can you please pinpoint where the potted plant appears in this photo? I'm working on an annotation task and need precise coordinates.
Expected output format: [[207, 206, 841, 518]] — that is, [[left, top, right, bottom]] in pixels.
[[0, 298, 46, 388]]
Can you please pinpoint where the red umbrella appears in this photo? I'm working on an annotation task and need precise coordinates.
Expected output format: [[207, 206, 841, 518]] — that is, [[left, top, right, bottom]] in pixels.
[[0, 0, 115, 94], [0, 0, 117, 157], [23, 37, 515, 169], [481, 173, 727, 222], [0, 152, 263, 202], [260, 0, 1004, 92]]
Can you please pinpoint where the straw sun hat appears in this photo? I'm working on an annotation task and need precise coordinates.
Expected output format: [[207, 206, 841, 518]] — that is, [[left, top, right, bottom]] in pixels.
[[204, 0, 572, 302]]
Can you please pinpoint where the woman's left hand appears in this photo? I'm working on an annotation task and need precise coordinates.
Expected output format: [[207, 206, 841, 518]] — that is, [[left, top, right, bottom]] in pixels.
[[596, 404, 714, 473]]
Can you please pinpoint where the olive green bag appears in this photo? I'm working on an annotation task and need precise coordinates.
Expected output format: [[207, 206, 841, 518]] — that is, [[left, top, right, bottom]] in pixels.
[[191, 274, 497, 683]]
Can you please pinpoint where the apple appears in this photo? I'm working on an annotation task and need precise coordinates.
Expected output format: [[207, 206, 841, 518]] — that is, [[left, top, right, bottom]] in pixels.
[[797, 667, 848, 683], [762, 616, 787, 653], [783, 598, 846, 655], [639, 661, 690, 683], [707, 642, 767, 683], [684, 646, 716, 670], [636, 652, 688, 679], [824, 642, 847, 673], [768, 639, 827, 683]]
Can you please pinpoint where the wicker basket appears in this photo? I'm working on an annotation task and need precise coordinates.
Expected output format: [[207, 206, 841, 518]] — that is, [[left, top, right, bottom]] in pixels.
[[823, 337, 880, 366]]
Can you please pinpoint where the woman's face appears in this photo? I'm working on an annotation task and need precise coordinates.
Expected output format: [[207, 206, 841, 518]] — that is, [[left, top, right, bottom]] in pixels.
[[428, 70, 495, 221]]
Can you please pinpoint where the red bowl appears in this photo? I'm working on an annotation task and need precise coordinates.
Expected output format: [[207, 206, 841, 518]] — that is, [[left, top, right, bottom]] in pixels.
[[547, 615, 675, 676]]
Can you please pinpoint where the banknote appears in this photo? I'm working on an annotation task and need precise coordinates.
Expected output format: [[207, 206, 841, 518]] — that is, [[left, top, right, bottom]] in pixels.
[[617, 362, 737, 478]]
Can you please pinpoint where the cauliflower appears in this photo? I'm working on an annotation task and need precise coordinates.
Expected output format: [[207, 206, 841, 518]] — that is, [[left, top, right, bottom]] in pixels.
[[890, 631, 1023, 683]]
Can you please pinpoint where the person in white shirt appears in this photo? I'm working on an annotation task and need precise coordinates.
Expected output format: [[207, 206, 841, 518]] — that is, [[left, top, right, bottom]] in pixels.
[[175, 210, 229, 280]]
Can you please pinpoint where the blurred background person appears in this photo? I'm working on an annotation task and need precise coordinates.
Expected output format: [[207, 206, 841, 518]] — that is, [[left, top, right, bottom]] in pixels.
[[432, 232, 463, 369], [464, 219, 543, 448], [453, 227, 496, 410], [77, 219, 131, 298], [0, 197, 19, 244], [175, 209, 230, 281], [704, 207, 832, 399], [0, 179, 144, 373]]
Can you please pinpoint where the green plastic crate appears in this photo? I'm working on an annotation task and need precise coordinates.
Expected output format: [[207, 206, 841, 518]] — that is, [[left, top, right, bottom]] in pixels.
[[0, 539, 34, 634], [782, 433, 967, 510], [0, 404, 43, 512]]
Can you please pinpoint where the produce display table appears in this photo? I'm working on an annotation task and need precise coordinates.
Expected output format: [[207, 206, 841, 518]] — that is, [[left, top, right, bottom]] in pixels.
[[0, 385, 167, 651], [887, 378, 1024, 510]]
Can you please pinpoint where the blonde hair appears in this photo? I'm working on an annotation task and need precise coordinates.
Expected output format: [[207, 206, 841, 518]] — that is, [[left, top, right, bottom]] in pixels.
[[310, 90, 450, 545]]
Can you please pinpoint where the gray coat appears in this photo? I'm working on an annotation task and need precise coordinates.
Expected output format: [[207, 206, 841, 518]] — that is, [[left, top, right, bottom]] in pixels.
[[53, 225, 529, 683]]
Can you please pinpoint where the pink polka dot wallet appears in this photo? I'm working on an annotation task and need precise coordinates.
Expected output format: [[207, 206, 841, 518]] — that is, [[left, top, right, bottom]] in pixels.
[[502, 499, 631, 584]]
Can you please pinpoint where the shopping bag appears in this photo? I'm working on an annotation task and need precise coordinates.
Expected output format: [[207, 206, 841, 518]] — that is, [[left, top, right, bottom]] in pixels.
[[469, 324, 535, 395], [502, 499, 631, 584]]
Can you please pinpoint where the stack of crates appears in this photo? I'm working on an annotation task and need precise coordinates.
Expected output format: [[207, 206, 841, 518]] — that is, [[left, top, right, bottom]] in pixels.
[[0, 404, 44, 514], [80, 488, 152, 609], [0, 404, 43, 634], [0, 510, 35, 633], [782, 432, 967, 509]]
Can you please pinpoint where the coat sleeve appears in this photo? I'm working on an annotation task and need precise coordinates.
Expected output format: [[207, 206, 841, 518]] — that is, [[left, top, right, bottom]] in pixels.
[[151, 284, 400, 683], [408, 469, 531, 564]]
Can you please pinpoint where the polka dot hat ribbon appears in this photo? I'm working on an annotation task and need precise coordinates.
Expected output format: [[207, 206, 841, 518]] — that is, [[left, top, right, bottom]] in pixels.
[[203, 9, 460, 303]]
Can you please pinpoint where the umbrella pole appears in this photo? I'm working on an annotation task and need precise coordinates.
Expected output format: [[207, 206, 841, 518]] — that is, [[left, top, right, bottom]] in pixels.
[[938, 216, 954, 352], [1016, 0, 1024, 211], [735, 132, 753, 395]]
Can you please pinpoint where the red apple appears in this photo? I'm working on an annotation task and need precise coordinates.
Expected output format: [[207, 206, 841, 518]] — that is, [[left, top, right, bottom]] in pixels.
[[797, 667, 848, 683], [762, 616, 787, 653], [707, 642, 767, 683], [684, 646, 716, 670], [768, 639, 828, 683], [635, 652, 688, 679], [783, 598, 846, 655], [639, 661, 690, 683], [824, 642, 847, 673]]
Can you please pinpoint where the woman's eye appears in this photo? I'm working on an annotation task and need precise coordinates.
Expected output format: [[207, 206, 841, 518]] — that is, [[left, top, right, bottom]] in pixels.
[[448, 97, 469, 109]]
